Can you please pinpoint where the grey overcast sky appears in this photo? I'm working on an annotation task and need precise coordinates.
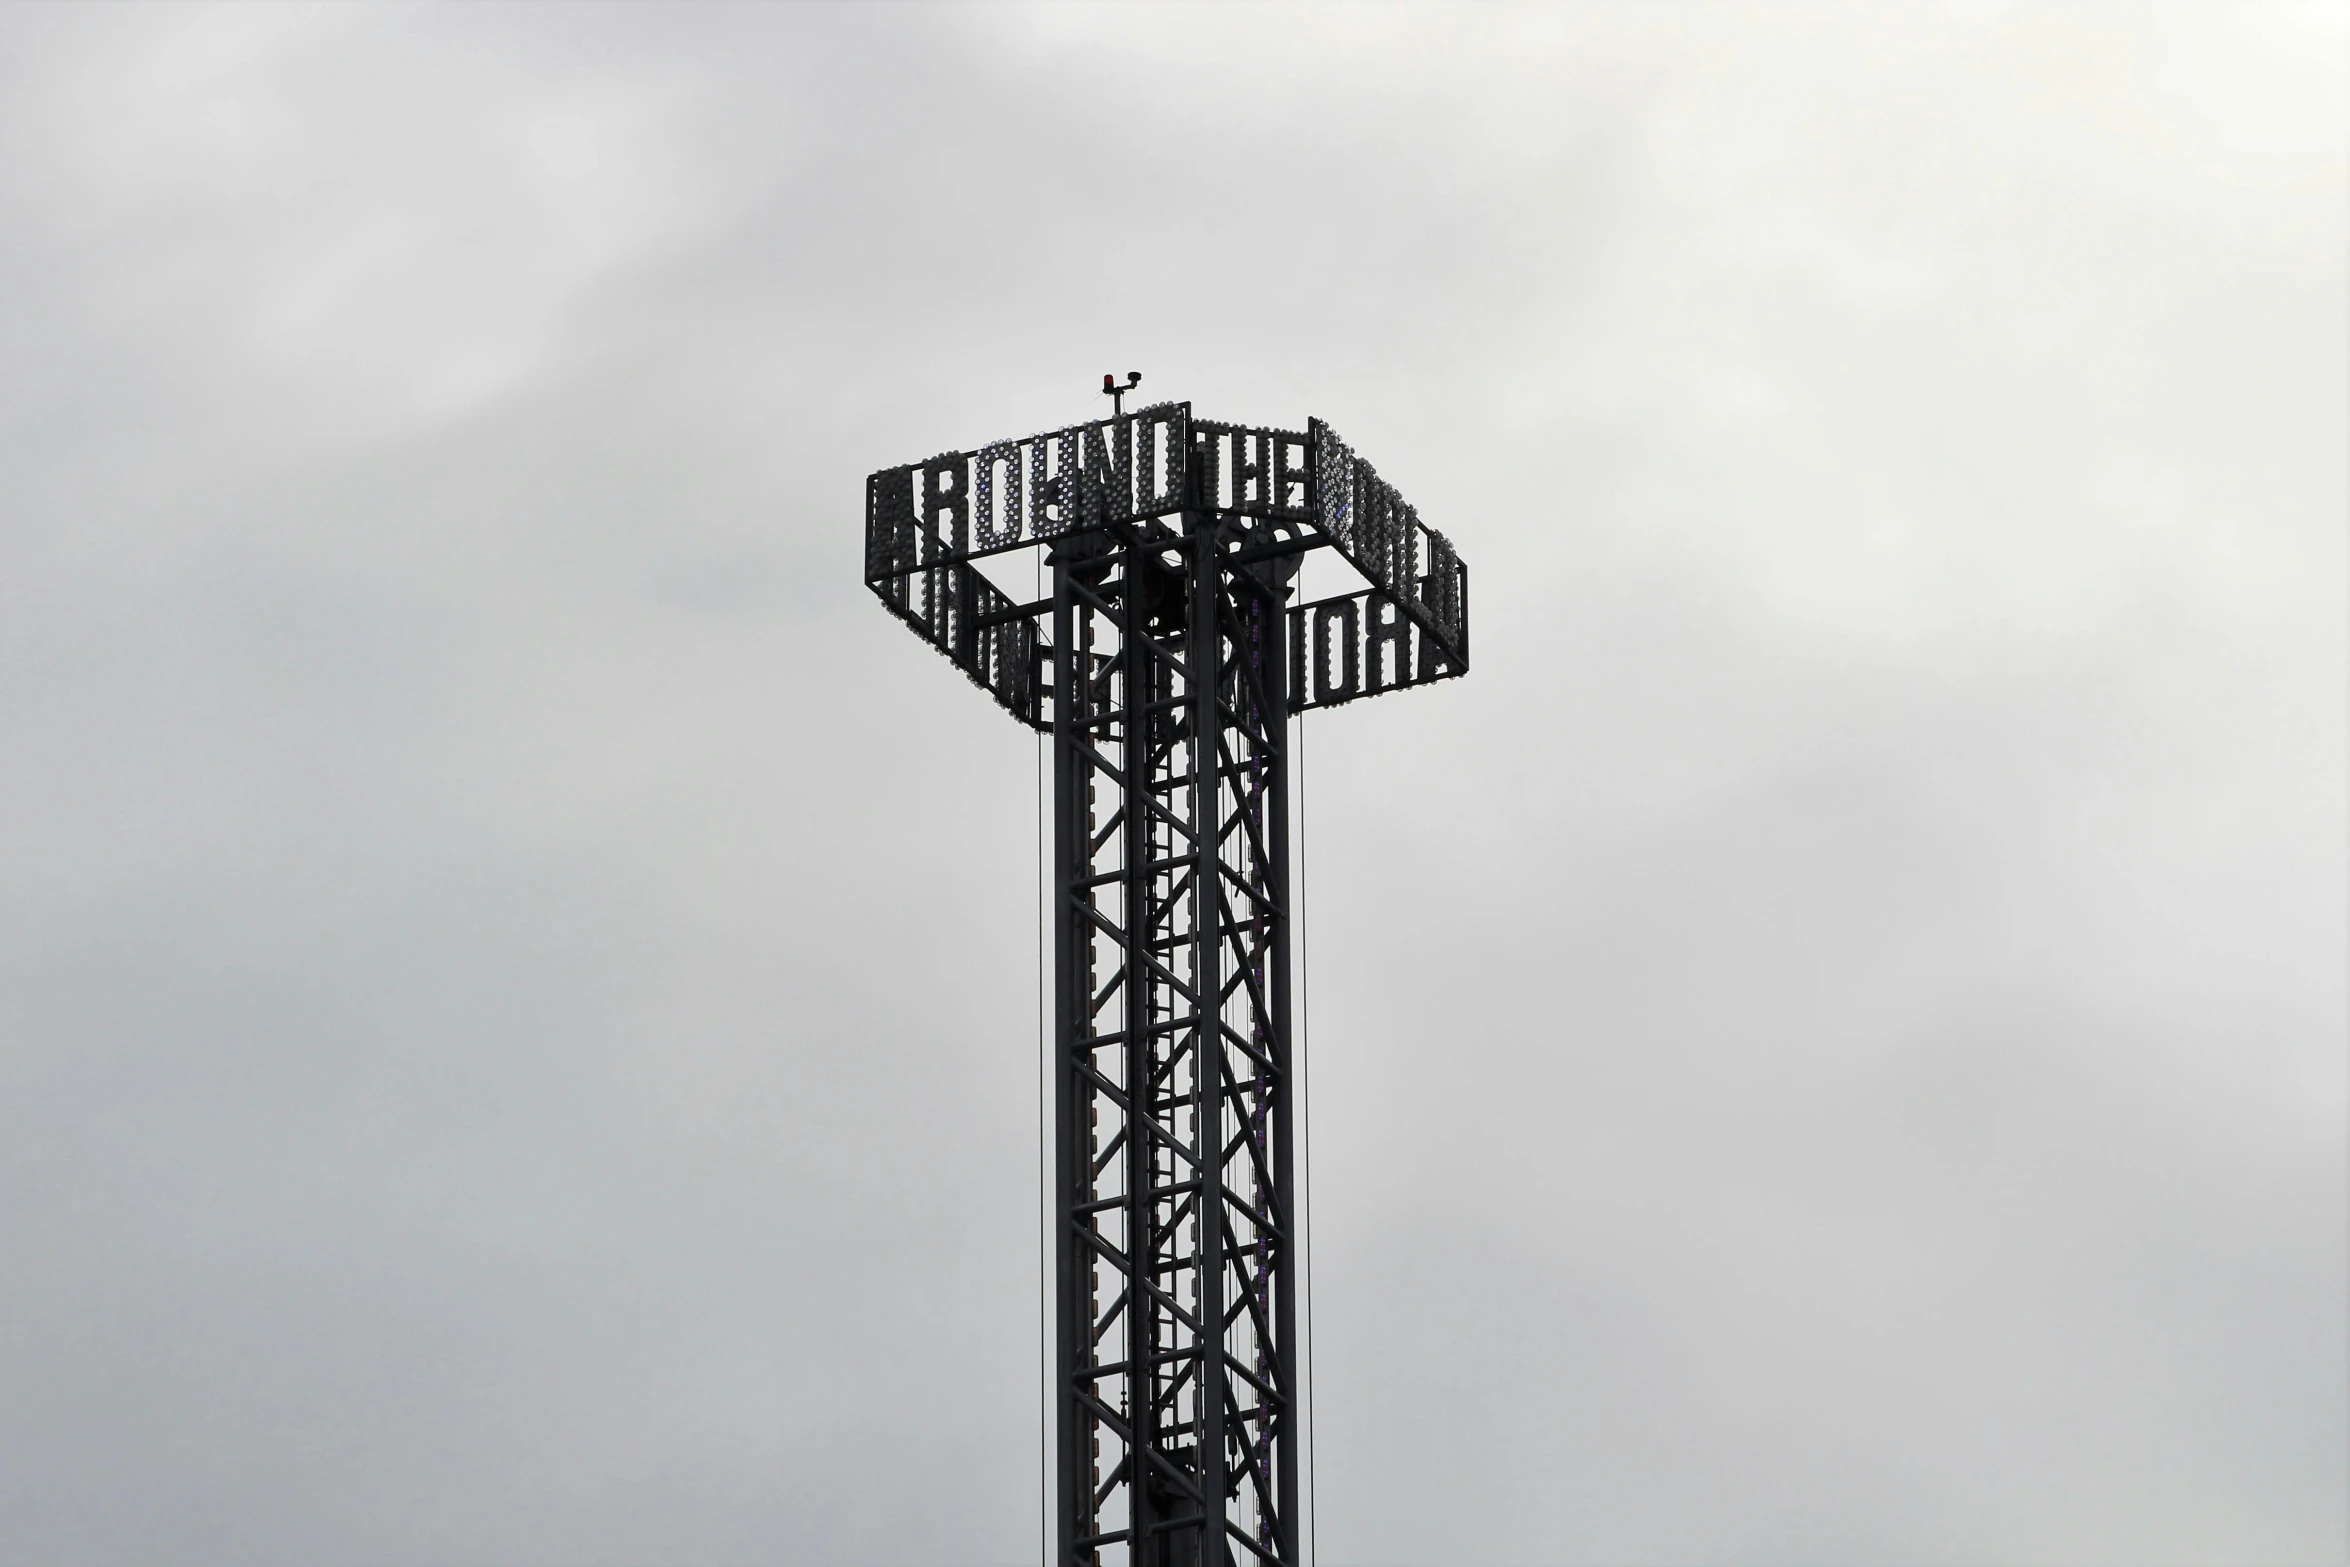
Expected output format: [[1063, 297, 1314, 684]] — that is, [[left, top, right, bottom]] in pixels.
[[0, 5, 2342, 1565]]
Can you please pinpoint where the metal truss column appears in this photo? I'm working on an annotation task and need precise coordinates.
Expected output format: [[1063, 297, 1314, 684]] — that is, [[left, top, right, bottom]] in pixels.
[[1051, 517, 1299, 1567]]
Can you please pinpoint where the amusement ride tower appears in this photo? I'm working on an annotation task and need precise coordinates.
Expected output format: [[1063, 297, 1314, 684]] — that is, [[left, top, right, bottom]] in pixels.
[[865, 380, 1472, 1565]]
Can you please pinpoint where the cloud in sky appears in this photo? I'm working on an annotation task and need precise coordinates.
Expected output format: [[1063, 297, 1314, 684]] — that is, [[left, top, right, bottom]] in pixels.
[[0, 5, 2340, 1564]]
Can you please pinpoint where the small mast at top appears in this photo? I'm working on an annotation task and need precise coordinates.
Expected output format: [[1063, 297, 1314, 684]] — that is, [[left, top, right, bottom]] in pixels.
[[1103, 370, 1142, 417]]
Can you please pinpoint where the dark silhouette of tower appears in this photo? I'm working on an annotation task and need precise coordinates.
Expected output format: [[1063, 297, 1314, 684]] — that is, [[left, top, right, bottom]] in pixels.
[[865, 392, 1471, 1565]]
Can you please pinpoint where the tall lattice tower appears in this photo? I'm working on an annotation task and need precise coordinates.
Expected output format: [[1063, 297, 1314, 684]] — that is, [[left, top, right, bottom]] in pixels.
[[865, 385, 1471, 1566]]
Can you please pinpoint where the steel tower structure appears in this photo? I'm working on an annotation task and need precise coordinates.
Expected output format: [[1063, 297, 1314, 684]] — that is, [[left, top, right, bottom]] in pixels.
[[864, 389, 1471, 1566]]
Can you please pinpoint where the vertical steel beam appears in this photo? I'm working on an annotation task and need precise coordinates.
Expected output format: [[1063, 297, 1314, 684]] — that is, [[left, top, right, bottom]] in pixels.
[[1189, 517, 1230, 1567], [1118, 532, 1156, 1562], [1052, 558, 1086, 1562], [1261, 572, 1300, 1558]]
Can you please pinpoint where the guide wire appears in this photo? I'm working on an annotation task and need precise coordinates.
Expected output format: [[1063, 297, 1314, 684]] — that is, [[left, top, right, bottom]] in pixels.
[[1297, 701, 1319, 1567], [1034, 546, 1050, 1567]]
